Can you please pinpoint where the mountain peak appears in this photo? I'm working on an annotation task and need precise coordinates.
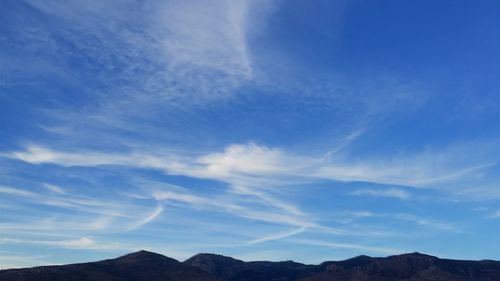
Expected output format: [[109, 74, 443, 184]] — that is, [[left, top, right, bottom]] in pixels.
[[185, 253, 247, 279], [350, 254, 373, 260], [129, 250, 158, 255], [396, 252, 438, 259], [186, 253, 245, 264], [120, 250, 166, 258], [109, 250, 179, 265]]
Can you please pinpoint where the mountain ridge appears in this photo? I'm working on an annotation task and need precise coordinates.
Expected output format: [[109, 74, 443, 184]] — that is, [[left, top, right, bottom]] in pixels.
[[1, 250, 499, 281]]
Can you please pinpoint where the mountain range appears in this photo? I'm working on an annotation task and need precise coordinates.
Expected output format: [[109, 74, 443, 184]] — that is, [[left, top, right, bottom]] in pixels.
[[1, 250, 499, 281]]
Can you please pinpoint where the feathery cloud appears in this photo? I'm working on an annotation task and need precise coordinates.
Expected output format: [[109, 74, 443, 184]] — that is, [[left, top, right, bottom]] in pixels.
[[351, 188, 411, 200]]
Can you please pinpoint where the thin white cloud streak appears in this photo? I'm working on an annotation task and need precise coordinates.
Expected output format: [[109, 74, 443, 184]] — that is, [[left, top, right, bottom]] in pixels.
[[141, 181, 347, 236], [319, 129, 366, 161], [314, 139, 500, 190], [0, 237, 123, 250], [351, 188, 410, 200], [47, 237, 96, 249], [8, 146, 168, 168], [316, 162, 496, 188], [392, 213, 454, 231], [0, 217, 114, 233], [42, 183, 65, 194], [151, 187, 316, 229], [229, 186, 304, 216], [331, 211, 375, 224], [0, 184, 168, 235], [246, 227, 306, 245], [127, 204, 163, 231], [334, 211, 453, 232], [291, 239, 402, 255], [0, 186, 36, 197], [490, 210, 500, 219]]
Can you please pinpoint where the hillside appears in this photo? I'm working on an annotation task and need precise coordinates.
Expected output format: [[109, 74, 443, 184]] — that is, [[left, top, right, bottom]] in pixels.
[[1, 251, 499, 281]]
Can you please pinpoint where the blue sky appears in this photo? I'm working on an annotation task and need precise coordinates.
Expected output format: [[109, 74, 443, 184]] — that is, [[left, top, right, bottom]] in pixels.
[[1, 0, 499, 269]]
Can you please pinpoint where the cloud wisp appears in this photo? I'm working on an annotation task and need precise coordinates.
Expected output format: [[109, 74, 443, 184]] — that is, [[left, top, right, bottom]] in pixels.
[[6, 140, 498, 198], [351, 188, 411, 200]]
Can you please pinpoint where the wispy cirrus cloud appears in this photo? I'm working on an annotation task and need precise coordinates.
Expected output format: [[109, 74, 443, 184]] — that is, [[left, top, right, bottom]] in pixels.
[[351, 188, 411, 200], [0, 183, 165, 235], [0, 237, 123, 250], [20, 0, 277, 114], [6, 139, 498, 197], [1, 140, 484, 253], [42, 183, 66, 194], [246, 227, 306, 245], [145, 182, 317, 230], [291, 239, 403, 255], [490, 210, 500, 219], [0, 186, 36, 197], [393, 213, 454, 231], [127, 204, 164, 231]]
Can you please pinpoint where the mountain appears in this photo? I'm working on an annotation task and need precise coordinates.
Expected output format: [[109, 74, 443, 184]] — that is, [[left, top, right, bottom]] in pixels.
[[185, 253, 319, 281], [1, 251, 499, 281], [0, 250, 220, 281]]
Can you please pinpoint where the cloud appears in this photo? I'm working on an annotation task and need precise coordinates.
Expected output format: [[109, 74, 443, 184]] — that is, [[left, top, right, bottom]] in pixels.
[[316, 162, 494, 188], [332, 211, 453, 232], [0, 237, 121, 250], [246, 227, 306, 245], [24, 0, 276, 108], [127, 204, 163, 231], [490, 210, 500, 219], [351, 188, 411, 200], [196, 143, 292, 177], [158, 0, 255, 79], [0, 184, 169, 235], [7, 140, 498, 198], [42, 183, 65, 194], [51, 237, 96, 249], [149, 185, 315, 229], [316, 140, 499, 190], [0, 186, 36, 197], [9, 146, 135, 166], [393, 213, 454, 231], [0, 140, 494, 259], [230, 186, 304, 216], [292, 239, 403, 255]]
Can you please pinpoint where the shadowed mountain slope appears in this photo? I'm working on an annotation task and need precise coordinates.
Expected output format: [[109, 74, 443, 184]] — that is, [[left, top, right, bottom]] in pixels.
[[296, 253, 500, 281], [0, 250, 220, 281], [1, 251, 499, 281], [185, 253, 319, 281]]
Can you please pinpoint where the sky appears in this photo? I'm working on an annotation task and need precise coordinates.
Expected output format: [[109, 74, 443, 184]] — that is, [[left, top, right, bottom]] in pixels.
[[0, 0, 499, 269]]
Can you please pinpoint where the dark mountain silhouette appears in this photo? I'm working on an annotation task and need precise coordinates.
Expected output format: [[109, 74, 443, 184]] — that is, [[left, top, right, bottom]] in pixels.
[[185, 253, 319, 281], [1, 250, 499, 281], [0, 250, 219, 281]]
